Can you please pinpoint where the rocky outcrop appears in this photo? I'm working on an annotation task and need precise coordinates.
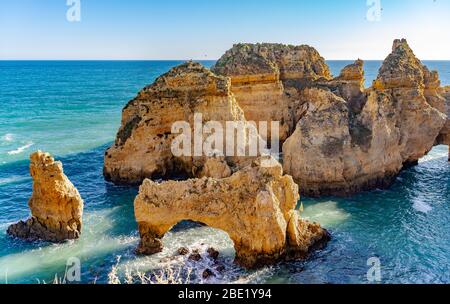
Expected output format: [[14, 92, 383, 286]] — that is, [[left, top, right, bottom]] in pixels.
[[104, 61, 259, 184], [105, 39, 448, 196], [7, 151, 83, 242], [283, 39, 447, 196], [212, 43, 331, 142], [437, 86, 450, 156], [134, 156, 329, 268], [319, 59, 366, 113]]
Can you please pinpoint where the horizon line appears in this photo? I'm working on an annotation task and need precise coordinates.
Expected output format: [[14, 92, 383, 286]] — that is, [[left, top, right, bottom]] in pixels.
[[2, 58, 450, 61]]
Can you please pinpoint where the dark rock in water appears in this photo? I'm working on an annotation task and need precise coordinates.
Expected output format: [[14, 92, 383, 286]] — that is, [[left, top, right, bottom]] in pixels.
[[159, 257, 174, 263], [207, 247, 219, 260], [188, 251, 202, 262], [202, 269, 215, 279], [177, 247, 189, 256], [215, 264, 225, 272]]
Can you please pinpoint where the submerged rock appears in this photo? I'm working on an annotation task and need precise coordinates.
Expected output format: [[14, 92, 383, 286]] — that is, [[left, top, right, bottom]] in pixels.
[[215, 264, 226, 272], [202, 268, 215, 279], [134, 156, 329, 268], [7, 151, 83, 242], [207, 247, 219, 260], [177, 247, 189, 256], [188, 251, 203, 262]]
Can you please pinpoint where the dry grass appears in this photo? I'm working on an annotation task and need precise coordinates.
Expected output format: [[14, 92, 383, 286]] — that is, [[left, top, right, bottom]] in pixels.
[[27, 255, 192, 284], [108, 256, 192, 284]]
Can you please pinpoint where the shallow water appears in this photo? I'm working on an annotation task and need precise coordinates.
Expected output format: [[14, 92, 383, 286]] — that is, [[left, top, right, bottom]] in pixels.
[[0, 60, 449, 284]]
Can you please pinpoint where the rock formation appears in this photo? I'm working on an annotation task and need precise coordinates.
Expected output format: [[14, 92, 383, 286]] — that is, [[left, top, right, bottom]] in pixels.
[[105, 39, 449, 196], [134, 156, 329, 268], [104, 61, 260, 184], [283, 39, 446, 195], [437, 86, 450, 159], [7, 151, 83, 242], [212, 39, 447, 196], [212, 43, 331, 142]]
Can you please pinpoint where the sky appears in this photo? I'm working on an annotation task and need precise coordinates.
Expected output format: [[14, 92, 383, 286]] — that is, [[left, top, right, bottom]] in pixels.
[[0, 0, 449, 60]]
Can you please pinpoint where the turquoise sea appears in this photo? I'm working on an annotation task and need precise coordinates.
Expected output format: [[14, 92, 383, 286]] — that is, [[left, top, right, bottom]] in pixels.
[[0, 60, 449, 284]]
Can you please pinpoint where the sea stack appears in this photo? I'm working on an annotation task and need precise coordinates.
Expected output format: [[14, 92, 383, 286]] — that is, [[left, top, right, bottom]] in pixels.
[[105, 39, 449, 196], [7, 151, 83, 242], [282, 39, 447, 196], [134, 156, 329, 269], [211, 40, 448, 196], [103, 61, 260, 185]]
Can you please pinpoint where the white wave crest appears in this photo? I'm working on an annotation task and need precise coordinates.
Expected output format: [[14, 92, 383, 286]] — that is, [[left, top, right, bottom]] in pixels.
[[7, 142, 34, 155], [1, 133, 14, 142], [412, 200, 432, 214]]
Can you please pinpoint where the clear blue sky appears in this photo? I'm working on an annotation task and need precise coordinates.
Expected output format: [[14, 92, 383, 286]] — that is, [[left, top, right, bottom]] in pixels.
[[0, 0, 449, 60]]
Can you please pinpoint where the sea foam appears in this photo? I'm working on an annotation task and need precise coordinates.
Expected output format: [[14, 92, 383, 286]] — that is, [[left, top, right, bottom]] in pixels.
[[7, 142, 34, 155], [412, 200, 432, 214], [1, 133, 14, 142]]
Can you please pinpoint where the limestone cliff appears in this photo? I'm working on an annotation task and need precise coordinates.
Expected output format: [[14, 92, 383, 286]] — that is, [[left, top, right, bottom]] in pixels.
[[283, 39, 446, 196], [105, 39, 448, 196], [212, 43, 331, 142], [134, 156, 329, 268], [7, 151, 83, 242], [104, 61, 259, 184], [437, 86, 450, 156]]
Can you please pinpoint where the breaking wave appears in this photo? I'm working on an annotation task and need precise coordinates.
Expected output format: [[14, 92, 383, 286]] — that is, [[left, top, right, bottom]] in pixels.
[[7, 142, 34, 155]]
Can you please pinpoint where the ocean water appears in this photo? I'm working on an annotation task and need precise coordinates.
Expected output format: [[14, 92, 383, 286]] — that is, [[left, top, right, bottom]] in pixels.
[[0, 60, 449, 284]]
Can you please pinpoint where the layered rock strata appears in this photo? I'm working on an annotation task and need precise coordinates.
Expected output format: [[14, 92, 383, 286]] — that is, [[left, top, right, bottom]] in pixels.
[[213, 40, 447, 196], [7, 151, 83, 242], [105, 39, 448, 196], [134, 157, 329, 268], [283, 39, 446, 195], [212, 43, 332, 142], [104, 61, 260, 184], [437, 86, 450, 158]]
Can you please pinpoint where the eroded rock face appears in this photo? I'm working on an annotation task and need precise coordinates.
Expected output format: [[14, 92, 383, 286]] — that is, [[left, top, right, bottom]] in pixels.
[[105, 39, 448, 196], [7, 151, 83, 242], [437, 86, 450, 151], [134, 157, 329, 268], [104, 61, 258, 184], [212, 43, 331, 142], [319, 59, 366, 113], [283, 39, 446, 196]]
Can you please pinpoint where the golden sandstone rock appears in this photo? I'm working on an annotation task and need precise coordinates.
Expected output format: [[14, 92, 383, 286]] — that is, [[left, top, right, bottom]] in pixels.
[[212, 43, 332, 142], [211, 39, 447, 196], [437, 86, 450, 160], [104, 61, 258, 184], [103, 39, 450, 266], [283, 39, 446, 195], [134, 156, 329, 268], [7, 151, 83, 242]]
